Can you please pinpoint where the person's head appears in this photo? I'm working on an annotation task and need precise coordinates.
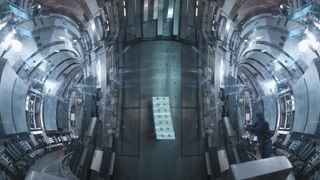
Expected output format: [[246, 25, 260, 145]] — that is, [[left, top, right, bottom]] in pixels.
[[256, 112, 264, 122]]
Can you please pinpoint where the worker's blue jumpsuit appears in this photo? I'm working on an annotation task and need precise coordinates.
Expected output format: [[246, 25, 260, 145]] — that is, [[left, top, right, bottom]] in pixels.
[[246, 120, 273, 158]]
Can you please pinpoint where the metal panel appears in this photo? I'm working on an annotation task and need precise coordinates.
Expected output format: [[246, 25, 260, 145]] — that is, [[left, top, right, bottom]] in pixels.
[[139, 41, 181, 108], [123, 45, 140, 108], [157, 0, 164, 35], [88, 117, 97, 137], [173, 0, 181, 35], [0, 64, 17, 134], [303, 61, 320, 134], [152, 97, 175, 139], [117, 41, 205, 179], [142, 21, 157, 38], [135, 0, 142, 38], [227, 156, 292, 180], [121, 109, 140, 156], [43, 96, 58, 131], [292, 77, 308, 133], [12, 78, 28, 133], [182, 108, 200, 156], [263, 96, 278, 131], [217, 149, 229, 172], [182, 44, 198, 107], [143, 0, 149, 22], [56, 99, 69, 129], [90, 149, 104, 172], [139, 107, 181, 180]]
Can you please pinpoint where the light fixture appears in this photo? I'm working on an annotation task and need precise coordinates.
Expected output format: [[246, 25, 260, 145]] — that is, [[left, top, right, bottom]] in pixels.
[[10, 39, 22, 52], [305, 29, 317, 47], [1, 29, 23, 52], [1, 29, 16, 48], [298, 39, 309, 52], [44, 80, 57, 93], [263, 80, 276, 93], [298, 29, 318, 52]]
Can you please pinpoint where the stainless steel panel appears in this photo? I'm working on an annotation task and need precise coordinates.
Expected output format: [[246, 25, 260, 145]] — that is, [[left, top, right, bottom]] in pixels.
[[121, 109, 139, 156], [217, 149, 229, 172], [88, 117, 97, 137], [142, 21, 157, 38], [263, 96, 278, 131], [157, 0, 164, 35], [182, 108, 201, 156], [303, 61, 320, 134], [123, 44, 140, 108], [223, 117, 234, 137], [0, 63, 17, 134], [117, 40, 205, 179], [173, 0, 181, 35], [56, 99, 69, 129], [12, 77, 28, 132], [43, 96, 58, 131], [292, 77, 308, 133], [182, 44, 198, 108], [227, 156, 293, 180], [139, 41, 181, 108], [90, 149, 104, 172]]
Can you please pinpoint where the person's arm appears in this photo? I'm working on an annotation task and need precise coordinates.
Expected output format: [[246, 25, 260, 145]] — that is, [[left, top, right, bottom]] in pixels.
[[246, 121, 265, 133]]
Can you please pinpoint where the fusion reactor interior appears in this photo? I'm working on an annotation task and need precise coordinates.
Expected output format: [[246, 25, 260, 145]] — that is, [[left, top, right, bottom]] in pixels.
[[0, 0, 319, 179]]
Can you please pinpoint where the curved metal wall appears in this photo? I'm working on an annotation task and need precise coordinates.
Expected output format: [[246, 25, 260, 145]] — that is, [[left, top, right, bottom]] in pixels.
[[0, 12, 87, 134]]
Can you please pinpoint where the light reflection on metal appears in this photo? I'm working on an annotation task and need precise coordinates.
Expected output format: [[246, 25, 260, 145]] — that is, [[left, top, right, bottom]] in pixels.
[[44, 80, 57, 93], [167, 0, 174, 18], [0, 22, 7, 31], [143, 0, 148, 21], [153, 0, 159, 19]]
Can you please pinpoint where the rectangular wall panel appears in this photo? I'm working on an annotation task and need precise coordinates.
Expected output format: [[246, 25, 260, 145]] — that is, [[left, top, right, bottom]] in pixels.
[[182, 109, 200, 156], [121, 109, 140, 156]]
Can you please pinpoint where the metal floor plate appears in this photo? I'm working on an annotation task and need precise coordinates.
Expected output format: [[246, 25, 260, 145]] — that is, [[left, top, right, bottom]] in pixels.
[[152, 97, 175, 140]]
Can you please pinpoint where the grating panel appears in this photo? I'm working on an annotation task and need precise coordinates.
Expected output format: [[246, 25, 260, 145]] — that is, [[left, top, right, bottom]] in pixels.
[[152, 97, 175, 140]]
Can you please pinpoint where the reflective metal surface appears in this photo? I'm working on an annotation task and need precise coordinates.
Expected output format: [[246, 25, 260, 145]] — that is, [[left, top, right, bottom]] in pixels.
[[0, 0, 319, 180]]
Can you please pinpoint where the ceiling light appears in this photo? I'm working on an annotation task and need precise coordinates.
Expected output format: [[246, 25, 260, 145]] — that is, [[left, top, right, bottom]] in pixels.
[[10, 39, 22, 52], [305, 30, 317, 47], [298, 39, 310, 52], [263, 80, 276, 93]]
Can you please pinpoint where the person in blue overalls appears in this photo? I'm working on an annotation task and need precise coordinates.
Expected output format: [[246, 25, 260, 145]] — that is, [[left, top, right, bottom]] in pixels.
[[245, 112, 273, 158]]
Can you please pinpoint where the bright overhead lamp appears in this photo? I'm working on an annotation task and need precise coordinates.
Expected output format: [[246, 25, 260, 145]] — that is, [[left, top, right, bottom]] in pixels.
[[264, 80, 276, 90], [10, 39, 22, 52], [298, 39, 310, 52], [44, 80, 57, 93]]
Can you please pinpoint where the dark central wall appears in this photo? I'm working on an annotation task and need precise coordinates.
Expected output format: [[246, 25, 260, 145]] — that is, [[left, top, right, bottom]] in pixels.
[[115, 40, 206, 180]]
